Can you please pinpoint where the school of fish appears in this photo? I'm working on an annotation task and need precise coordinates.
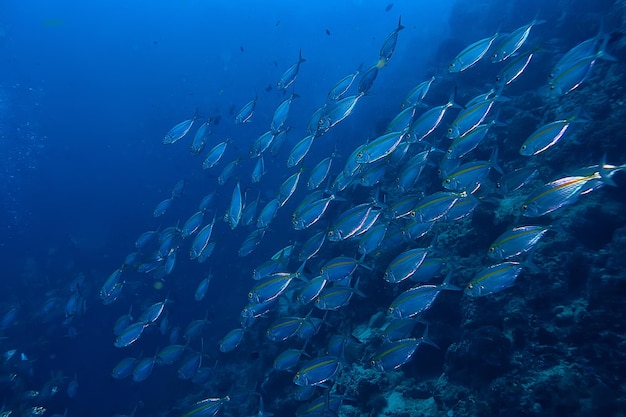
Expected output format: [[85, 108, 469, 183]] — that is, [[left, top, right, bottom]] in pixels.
[[1, 6, 624, 417]]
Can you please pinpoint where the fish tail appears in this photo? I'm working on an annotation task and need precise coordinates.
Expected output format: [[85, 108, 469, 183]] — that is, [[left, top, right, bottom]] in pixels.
[[397, 16, 405, 31]]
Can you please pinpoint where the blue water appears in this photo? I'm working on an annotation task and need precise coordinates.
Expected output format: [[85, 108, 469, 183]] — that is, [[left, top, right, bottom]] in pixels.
[[1, 0, 625, 416]]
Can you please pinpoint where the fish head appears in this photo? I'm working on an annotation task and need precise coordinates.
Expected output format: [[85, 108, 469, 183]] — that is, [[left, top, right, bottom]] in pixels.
[[371, 357, 385, 371]]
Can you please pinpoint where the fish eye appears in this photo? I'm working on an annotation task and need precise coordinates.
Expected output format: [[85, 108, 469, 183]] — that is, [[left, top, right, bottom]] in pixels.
[[549, 85, 555, 90], [447, 149, 452, 154], [489, 247, 495, 252], [467, 283, 473, 290], [327, 230, 334, 237], [388, 307, 393, 314], [357, 152, 363, 158], [521, 145, 526, 150], [248, 292, 253, 299], [521, 205, 528, 211], [444, 178, 451, 184], [370, 360, 376, 367], [447, 128, 452, 133], [409, 210, 415, 218]]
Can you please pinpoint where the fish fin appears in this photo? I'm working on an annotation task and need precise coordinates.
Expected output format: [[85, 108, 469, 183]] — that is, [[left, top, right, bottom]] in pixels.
[[420, 324, 440, 349], [489, 146, 504, 175], [599, 154, 619, 187]]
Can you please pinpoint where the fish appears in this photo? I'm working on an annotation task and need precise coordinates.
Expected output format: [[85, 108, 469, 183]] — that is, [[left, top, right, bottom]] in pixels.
[[270, 128, 290, 156], [163, 110, 197, 144], [248, 270, 304, 304], [317, 94, 364, 136], [406, 92, 460, 143], [395, 149, 431, 193], [256, 198, 280, 229], [181, 210, 205, 239], [521, 174, 598, 217], [327, 66, 361, 101], [320, 256, 366, 282], [357, 65, 379, 95], [287, 134, 316, 168], [491, 19, 545, 62], [190, 120, 211, 155], [488, 226, 548, 260], [354, 131, 404, 164], [442, 147, 503, 192], [551, 29, 607, 78], [465, 262, 523, 297], [445, 121, 495, 160], [219, 328, 245, 352], [180, 397, 230, 417], [224, 181, 243, 230], [266, 317, 304, 342], [112, 357, 138, 379], [153, 198, 173, 218], [277, 169, 302, 207], [277, 49, 306, 91], [381, 319, 419, 343], [447, 88, 502, 140], [409, 191, 462, 223], [519, 113, 587, 156], [401, 76, 436, 109], [296, 276, 328, 305], [274, 346, 310, 371], [271, 93, 298, 135], [327, 202, 375, 241], [449, 32, 499, 72], [383, 248, 429, 283], [235, 95, 257, 124], [548, 40, 616, 95], [242, 192, 261, 226], [114, 321, 148, 348], [194, 275, 211, 301], [292, 194, 335, 230], [239, 228, 266, 257], [190, 215, 216, 260], [496, 48, 537, 86], [357, 222, 388, 256], [293, 355, 341, 386], [157, 344, 186, 365], [358, 162, 387, 188], [495, 166, 539, 195], [100, 267, 124, 302], [177, 351, 202, 380], [315, 279, 364, 310], [250, 130, 276, 158], [378, 16, 405, 67], [388, 274, 460, 318], [217, 158, 241, 186], [132, 355, 157, 382], [371, 335, 436, 371], [251, 156, 265, 183], [298, 231, 327, 263], [202, 140, 229, 170], [307, 155, 334, 190], [137, 298, 168, 324]]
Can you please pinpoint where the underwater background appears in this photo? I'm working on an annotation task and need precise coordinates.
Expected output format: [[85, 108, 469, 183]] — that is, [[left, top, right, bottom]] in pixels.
[[1, 0, 626, 416]]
